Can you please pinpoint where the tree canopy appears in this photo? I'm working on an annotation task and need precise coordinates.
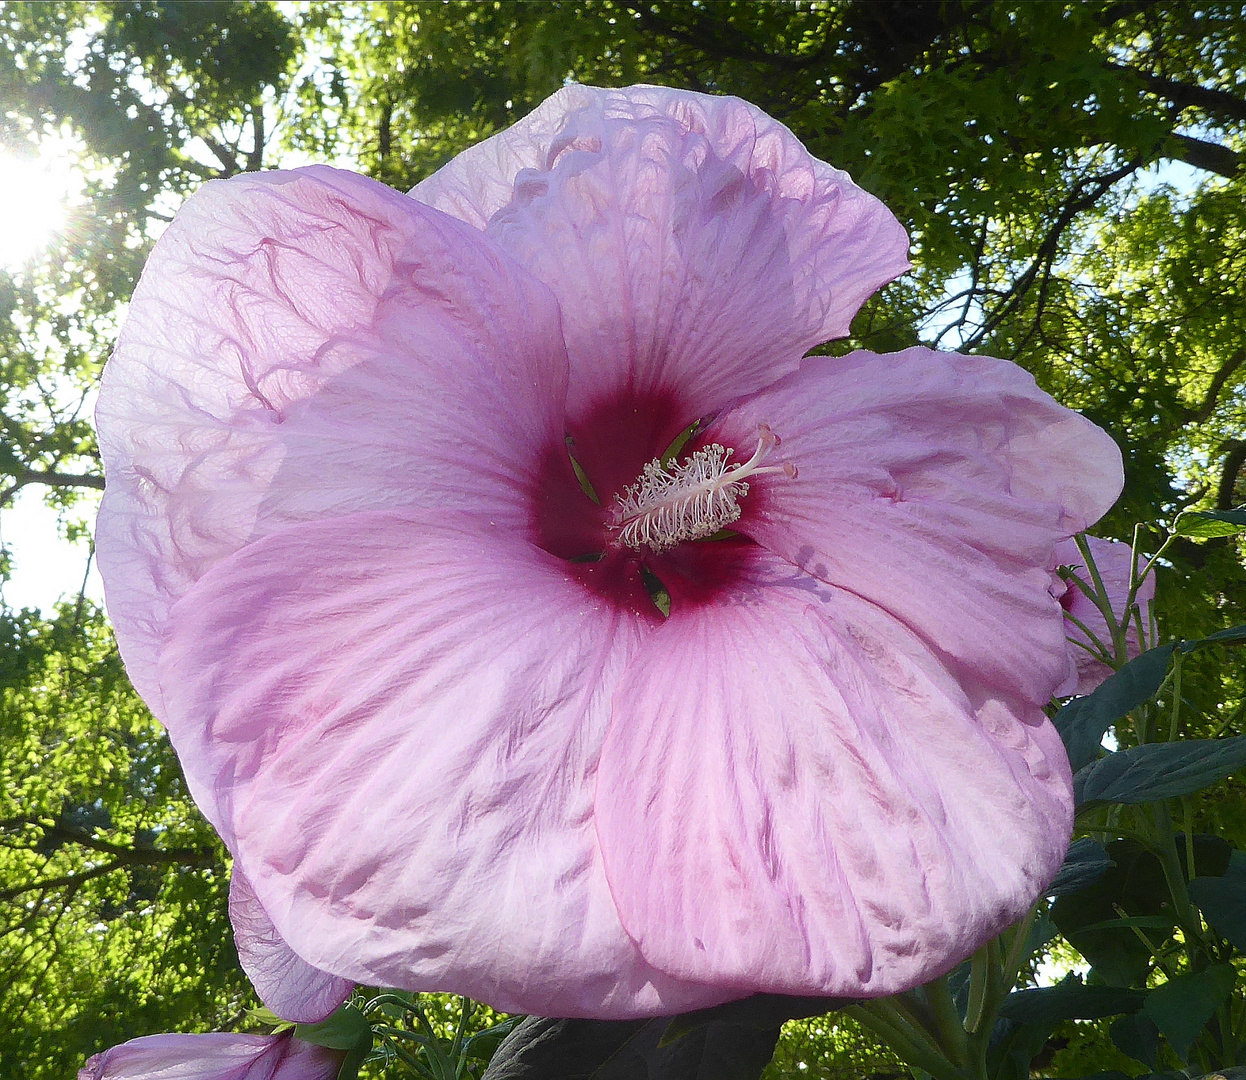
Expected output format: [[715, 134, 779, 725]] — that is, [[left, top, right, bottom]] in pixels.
[[0, 3, 1242, 1078]]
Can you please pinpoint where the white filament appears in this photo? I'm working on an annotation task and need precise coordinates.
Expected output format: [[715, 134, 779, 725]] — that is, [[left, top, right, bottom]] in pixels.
[[609, 425, 795, 553]]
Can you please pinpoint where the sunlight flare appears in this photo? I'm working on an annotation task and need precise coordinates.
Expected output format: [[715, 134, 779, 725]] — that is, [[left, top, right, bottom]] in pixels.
[[0, 149, 72, 269]]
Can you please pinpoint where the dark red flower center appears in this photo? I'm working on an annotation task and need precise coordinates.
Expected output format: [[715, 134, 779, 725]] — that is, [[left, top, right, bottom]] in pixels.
[[531, 390, 793, 620]]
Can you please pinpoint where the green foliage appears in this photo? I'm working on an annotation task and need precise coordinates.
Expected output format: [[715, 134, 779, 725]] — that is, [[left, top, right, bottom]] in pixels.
[[0, 3, 1243, 1079], [0, 604, 245, 1079]]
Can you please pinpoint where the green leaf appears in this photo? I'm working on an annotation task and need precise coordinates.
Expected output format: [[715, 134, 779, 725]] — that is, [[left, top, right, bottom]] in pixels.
[[1172, 507, 1246, 538], [1061, 1073, 1134, 1080], [465, 1016, 525, 1062], [659, 994, 845, 1047], [1055, 645, 1175, 772], [1142, 964, 1236, 1062], [248, 1007, 291, 1030], [481, 1015, 780, 1080], [336, 1040, 371, 1080], [294, 1004, 372, 1052], [986, 1019, 1059, 1080], [1049, 838, 1226, 986], [1075, 736, 1246, 808], [1188, 875, 1246, 951], [1179, 623, 1246, 651], [1072, 914, 1176, 933], [1110, 1012, 1160, 1069], [997, 979, 1144, 1026], [1048, 837, 1114, 896]]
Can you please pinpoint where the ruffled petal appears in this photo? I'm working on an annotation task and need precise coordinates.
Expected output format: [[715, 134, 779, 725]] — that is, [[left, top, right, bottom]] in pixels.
[[79, 1032, 341, 1080], [1055, 535, 1156, 695], [709, 347, 1124, 705], [96, 165, 568, 704], [414, 84, 909, 422], [596, 547, 1072, 996], [155, 511, 731, 1019], [229, 869, 353, 1024]]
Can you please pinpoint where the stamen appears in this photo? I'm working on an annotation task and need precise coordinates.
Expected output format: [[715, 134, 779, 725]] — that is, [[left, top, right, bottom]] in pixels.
[[608, 424, 796, 553]]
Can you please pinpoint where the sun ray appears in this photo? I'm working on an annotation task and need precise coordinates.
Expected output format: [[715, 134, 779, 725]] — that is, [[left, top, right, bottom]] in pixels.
[[0, 148, 74, 270]]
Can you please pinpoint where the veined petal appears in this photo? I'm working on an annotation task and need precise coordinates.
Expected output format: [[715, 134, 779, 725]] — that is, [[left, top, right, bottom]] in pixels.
[[96, 165, 568, 704], [711, 347, 1124, 704], [1056, 535, 1155, 695], [229, 869, 353, 1024], [414, 84, 909, 422], [79, 1032, 341, 1080], [155, 511, 731, 1019], [596, 548, 1072, 995]]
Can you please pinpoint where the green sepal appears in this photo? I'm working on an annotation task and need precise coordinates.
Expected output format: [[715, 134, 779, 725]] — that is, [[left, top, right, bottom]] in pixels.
[[248, 1007, 293, 1032], [293, 1004, 371, 1051]]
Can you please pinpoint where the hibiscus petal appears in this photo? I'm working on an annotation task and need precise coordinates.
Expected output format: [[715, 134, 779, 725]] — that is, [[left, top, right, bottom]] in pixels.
[[596, 548, 1072, 995], [710, 347, 1124, 704], [79, 1032, 340, 1080], [155, 511, 731, 1019], [96, 165, 568, 704], [414, 85, 909, 421], [1055, 535, 1156, 695], [229, 868, 353, 1023]]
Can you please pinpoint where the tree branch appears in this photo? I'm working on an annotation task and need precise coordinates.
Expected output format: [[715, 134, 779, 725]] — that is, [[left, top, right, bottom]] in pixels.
[[0, 467, 104, 511], [246, 104, 265, 173], [1, 819, 217, 876], [1216, 440, 1246, 512], [15, 469, 104, 491], [1169, 133, 1241, 178], [1108, 62, 1246, 125], [965, 158, 1141, 350], [0, 862, 125, 903], [30, 823, 214, 866], [1183, 348, 1246, 423]]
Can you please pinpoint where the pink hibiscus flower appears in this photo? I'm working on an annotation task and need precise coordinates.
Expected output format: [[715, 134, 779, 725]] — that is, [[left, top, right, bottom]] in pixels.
[[95, 85, 1123, 1018], [1056, 535, 1157, 695], [79, 1031, 343, 1080]]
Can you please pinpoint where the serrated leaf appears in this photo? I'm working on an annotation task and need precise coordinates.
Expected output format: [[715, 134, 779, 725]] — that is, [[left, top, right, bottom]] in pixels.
[[1073, 914, 1176, 933], [1143, 964, 1236, 1062], [1110, 1012, 1160, 1069], [1188, 875, 1246, 951], [659, 994, 844, 1046], [1179, 623, 1246, 651], [1047, 838, 1222, 986], [1061, 1073, 1135, 1080], [465, 1016, 525, 1062], [997, 979, 1144, 1026], [1075, 736, 1246, 808], [1172, 508, 1246, 538], [1048, 837, 1114, 896], [987, 1018, 1059, 1080], [482, 1014, 780, 1080], [1055, 645, 1175, 772]]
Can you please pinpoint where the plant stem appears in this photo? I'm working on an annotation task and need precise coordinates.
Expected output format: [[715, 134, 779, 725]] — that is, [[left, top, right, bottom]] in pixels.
[[923, 975, 971, 1067], [849, 1001, 965, 1080]]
